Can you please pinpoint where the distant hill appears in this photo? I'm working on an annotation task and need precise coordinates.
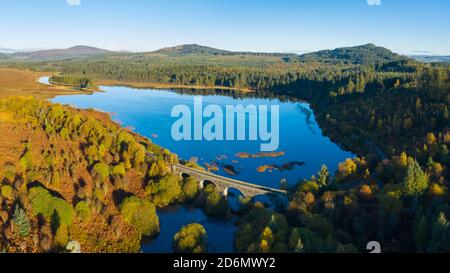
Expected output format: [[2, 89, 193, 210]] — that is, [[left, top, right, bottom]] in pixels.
[[0, 47, 20, 54], [410, 55, 450, 63], [299, 44, 409, 65], [153, 44, 232, 56], [0, 53, 9, 60], [151, 44, 296, 58], [1, 43, 422, 67], [10, 45, 113, 61]]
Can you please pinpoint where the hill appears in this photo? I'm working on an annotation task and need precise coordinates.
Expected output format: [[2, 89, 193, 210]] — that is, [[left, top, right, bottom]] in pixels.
[[0, 43, 425, 92], [299, 43, 409, 65], [10, 45, 113, 61], [0, 53, 9, 60], [0, 48, 19, 54], [2, 43, 409, 66], [410, 55, 450, 63], [150, 44, 296, 59], [152, 44, 232, 56]]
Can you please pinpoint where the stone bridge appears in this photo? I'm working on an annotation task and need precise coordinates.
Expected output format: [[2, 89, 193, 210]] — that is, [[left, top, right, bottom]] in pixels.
[[172, 163, 287, 198]]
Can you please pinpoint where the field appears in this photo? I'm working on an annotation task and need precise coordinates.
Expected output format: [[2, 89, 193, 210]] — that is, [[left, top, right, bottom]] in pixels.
[[0, 68, 91, 99]]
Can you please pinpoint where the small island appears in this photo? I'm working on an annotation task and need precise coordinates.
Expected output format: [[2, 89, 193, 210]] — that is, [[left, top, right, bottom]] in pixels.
[[257, 161, 305, 173], [235, 151, 286, 159]]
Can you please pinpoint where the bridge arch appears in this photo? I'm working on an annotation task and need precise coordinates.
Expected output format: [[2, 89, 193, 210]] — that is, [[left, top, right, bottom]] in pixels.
[[223, 187, 246, 199], [180, 172, 191, 179], [199, 179, 219, 191]]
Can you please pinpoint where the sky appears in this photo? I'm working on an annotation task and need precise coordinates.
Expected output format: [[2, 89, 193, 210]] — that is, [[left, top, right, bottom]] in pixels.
[[0, 0, 449, 55]]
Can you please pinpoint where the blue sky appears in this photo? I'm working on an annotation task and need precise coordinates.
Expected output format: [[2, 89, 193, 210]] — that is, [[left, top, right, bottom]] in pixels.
[[1, 0, 449, 55]]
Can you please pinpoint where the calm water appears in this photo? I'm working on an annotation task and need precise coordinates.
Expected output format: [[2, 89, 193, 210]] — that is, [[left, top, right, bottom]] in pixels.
[[141, 205, 237, 253], [43, 77, 354, 252]]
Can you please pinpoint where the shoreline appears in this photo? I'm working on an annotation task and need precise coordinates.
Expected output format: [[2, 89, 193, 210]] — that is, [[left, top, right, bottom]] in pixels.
[[47, 79, 101, 93], [0, 68, 254, 100], [0, 68, 93, 100], [97, 79, 255, 93], [34, 75, 98, 97]]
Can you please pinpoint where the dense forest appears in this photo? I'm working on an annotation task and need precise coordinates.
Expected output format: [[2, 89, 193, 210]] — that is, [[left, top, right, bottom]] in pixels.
[[231, 51, 450, 253], [0, 43, 449, 253]]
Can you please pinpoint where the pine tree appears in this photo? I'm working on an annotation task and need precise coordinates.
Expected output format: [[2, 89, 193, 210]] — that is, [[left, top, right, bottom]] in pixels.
[[428, 212, 450, 252], [294, 237, 304, 253], [347, 79, 356, 93], [289, 228, 302, 252], [443, 106, 449, 120], [13, 205, 31, 237], [316, 165, 332, 189], [402, 159, 429, 197], [415, 98, 422, 110]]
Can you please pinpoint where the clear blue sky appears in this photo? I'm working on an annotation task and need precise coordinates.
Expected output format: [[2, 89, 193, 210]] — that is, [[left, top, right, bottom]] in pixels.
[[1, 0, 449, 55]]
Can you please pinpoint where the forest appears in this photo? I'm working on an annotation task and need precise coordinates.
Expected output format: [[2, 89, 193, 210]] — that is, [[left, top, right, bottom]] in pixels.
[[0, 97, 229, 252], [0, 43, 449, 253], [49, 75, 97, 90]]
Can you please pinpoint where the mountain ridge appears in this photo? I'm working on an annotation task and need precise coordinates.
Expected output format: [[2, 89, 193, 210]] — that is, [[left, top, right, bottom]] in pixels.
[[149, 43, 296, 58], [152, 44, 232, 55], [0, 43, 416, 64], [10, 45, 112, 61]]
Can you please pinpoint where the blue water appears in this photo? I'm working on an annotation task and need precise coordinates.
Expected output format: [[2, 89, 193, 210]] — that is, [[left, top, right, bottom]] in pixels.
[[50, 85, 353, 188], [43, 77, 354, 252], [141, 205, 237, 253]]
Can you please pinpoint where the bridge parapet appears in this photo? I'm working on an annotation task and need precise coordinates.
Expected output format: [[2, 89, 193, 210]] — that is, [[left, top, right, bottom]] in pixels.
[[146, 152, 287, 198], [172, 163, 287, 198]]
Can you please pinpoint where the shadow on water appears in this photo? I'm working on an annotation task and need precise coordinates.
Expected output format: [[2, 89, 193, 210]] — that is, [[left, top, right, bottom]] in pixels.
[[141, 191, 288, 253], [296, 103, 316, 134], [252, 193, 289, 211], [141, 204, 238, 253]]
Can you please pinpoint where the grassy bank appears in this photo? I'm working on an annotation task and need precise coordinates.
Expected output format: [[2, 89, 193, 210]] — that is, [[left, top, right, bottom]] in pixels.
[[0, 68, 92, 99]]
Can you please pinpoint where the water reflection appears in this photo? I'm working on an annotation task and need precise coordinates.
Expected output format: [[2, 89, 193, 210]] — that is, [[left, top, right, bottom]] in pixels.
[[141, 205, 237, 253]]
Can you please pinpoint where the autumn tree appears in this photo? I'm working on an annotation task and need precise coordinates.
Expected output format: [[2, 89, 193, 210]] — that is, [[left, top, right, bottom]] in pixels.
[[172, 223, 207, 253], [120, 196, 160, 237], [146, 174, 182, 207], [402, 159, 429, 197]]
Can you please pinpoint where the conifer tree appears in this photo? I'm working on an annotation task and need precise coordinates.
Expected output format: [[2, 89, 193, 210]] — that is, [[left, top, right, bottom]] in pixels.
[[13, 205, 31, 237], [402, 159, 429, 197]]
